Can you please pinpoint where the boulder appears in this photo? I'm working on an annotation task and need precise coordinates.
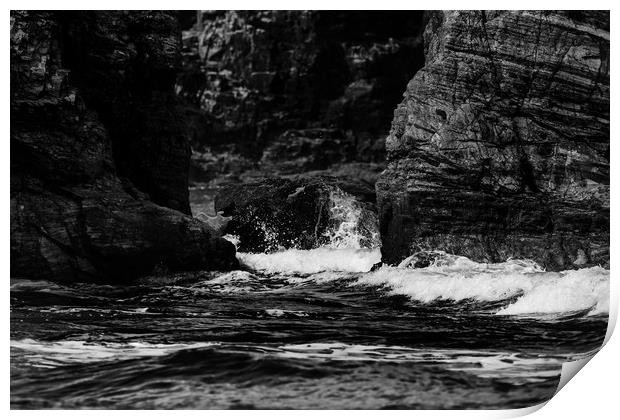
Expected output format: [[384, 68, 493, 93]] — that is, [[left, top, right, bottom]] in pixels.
[[214, 176, 379, 252], [377, 11, 609, 270]]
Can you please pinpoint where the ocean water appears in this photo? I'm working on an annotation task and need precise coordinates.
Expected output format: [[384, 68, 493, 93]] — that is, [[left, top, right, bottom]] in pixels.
[[10, 187, 609, 409]]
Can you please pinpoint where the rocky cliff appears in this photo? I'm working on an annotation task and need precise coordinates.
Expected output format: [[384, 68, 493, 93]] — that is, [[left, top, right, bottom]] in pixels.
[[11, 11, 237, 282], [177, 11, 425, 178], [378, 11, 609, 270]]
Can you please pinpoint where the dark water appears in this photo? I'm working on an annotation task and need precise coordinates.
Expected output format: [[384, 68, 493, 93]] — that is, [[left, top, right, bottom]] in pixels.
[[10, 268, 607, 409]]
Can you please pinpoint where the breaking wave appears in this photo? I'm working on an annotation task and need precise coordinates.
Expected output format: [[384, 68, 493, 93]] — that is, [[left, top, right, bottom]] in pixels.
[[321, 186, 380, 249], [235, 186, 381, 274], [237, 248, 381, 274], [225, 185, 608, 318], [356, 254, 609, 317]]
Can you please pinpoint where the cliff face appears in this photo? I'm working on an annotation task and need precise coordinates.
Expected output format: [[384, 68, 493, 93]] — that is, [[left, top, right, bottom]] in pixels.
[[59, 11, 192, 213], [377, 11, 609, 269], [10, 11, 237, 282], [177, 11, 425, 175]]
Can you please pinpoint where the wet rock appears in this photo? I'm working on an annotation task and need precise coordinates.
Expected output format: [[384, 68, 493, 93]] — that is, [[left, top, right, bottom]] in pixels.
[[377, 11, 609, 270], [11, 11, 238, 282], [214, 176, 379, 253]]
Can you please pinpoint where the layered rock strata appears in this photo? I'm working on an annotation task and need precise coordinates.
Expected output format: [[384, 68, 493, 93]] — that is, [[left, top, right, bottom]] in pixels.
[[377, 11, 609, 269]]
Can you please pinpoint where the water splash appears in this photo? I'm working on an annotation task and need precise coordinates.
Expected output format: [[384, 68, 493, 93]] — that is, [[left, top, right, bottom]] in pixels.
[[236, 186, 381, 274], [322, 186, 380, 249], [356, 254, 609, 317], [238, 248, 381, 274]]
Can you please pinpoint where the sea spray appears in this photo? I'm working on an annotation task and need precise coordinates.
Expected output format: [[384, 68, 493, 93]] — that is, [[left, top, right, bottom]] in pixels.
[[236, 185, 381, 273], [237, 248, 381, 274], [322, 185, 381, 249], [356, 255, 609, 317]]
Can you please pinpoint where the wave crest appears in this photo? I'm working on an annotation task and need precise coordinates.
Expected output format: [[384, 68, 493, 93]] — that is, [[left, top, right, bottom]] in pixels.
[[238, 248, 381, 274], [357, 254, 609, 317]]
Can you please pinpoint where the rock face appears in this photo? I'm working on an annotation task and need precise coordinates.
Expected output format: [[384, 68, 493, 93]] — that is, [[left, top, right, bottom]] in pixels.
[[378, 11, 609, 270], [177, 11, 425, 166], [215, 177, 379, 253], [11, 11, 237, 282]]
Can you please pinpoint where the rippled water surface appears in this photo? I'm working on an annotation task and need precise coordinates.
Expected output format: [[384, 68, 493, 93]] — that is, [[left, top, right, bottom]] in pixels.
[[10, 262, 608, 409], [10, 187, 609, 409]]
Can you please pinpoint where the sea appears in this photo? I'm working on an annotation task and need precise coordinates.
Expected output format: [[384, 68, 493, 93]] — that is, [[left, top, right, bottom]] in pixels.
[[10, 186, 609, 409]]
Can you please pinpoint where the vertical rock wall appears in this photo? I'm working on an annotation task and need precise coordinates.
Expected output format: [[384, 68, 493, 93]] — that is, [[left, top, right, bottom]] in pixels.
[[11, 11, 237, 282], [377, 11, 609, 269], [177, 11, 425, 174]]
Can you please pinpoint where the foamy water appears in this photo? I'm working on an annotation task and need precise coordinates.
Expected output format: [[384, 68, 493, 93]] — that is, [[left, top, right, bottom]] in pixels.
[[321, 186, 381, 249], [10, 184, 610, 409], [11, 339, 219, 368], [356, 259, 609, 317], [231, 198, 609, 318], [230, 186, 382, 274], [227, 186, 609, 318], [237, 248, 381, 274]]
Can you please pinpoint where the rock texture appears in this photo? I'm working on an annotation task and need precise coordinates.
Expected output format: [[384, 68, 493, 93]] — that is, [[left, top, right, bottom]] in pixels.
[[177, 11, 425, 170], [378, 11, 609, 270], [215, 177, 378, 253], [11, 11, 237, 282]]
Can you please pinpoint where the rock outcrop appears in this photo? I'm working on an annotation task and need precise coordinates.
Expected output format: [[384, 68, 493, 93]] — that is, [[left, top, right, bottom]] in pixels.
[[215, 177, 379, 253], [377, 11, 609, 270], [177, 11, 425, 169], [11, 11, 238, 282]]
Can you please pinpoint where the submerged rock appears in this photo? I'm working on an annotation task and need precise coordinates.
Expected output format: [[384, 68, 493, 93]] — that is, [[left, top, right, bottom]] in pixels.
[[11, 11, 238, 282], [214, 177, 379, 253], [377, 11, 609, 270]]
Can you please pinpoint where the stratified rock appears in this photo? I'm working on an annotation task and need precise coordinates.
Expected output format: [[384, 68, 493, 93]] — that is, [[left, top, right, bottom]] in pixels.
[[214, 177, 379, 253], [377, 11, 609, 270], [177, 11, 425, 163], [11, 11, 238, 282]]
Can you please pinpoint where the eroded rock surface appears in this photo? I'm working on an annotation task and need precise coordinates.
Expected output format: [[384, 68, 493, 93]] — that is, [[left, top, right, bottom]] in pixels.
[[11, 11, 238, 282], [378, 11, 609, 270], [177, 11, 425, 168], [215, 177, 378, 253]]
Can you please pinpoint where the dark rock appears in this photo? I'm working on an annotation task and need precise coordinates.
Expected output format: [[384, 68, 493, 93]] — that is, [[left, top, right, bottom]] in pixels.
[[11, 11, 238, 283], [259, 129, 355, 174], [60, 11, 191, 213], [177, 11, 425, 166], [214, 176, 379, 252], [189, 148, 256, 183], [377, 11, 609, 270]]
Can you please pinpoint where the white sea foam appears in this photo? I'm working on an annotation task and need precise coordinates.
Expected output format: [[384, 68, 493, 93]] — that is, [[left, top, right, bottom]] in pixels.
[[236, 186, 382, 274], [237, 248, 381, 274], [10, 339, 218, 368], [272, 342, 580, 384], [225, 182, 608, 318], [11, 338, 579, 384], [356, 256, 609, 317], [322, 186, 380, 249], [265, 309, 309, 317]]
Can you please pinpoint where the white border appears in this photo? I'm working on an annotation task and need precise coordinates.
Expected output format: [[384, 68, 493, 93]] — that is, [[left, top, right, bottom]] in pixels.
[[3, 2, 618, 419]]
